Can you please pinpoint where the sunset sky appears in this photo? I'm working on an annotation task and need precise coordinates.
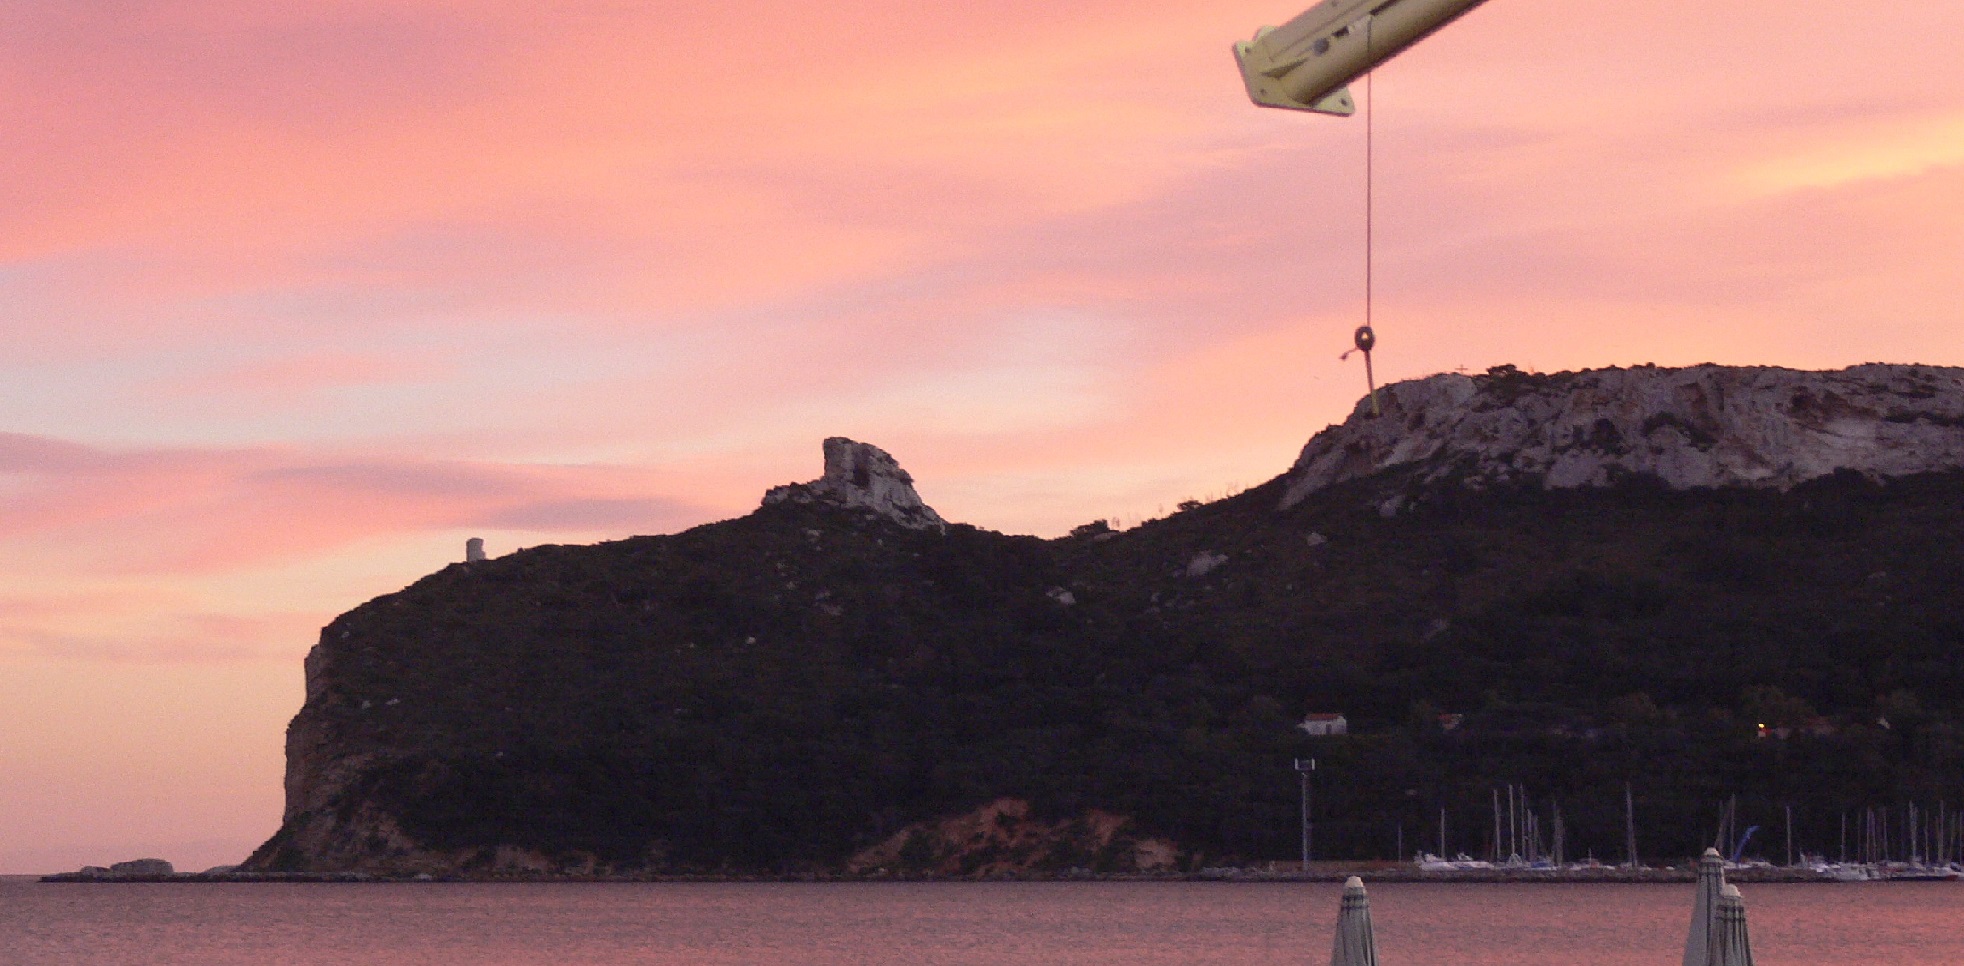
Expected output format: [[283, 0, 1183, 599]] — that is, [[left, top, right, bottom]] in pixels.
[[4, 0, 1962, 872]]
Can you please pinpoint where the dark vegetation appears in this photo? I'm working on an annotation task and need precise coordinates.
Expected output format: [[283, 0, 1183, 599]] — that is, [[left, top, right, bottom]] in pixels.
[[273, 467, 1964, 872]]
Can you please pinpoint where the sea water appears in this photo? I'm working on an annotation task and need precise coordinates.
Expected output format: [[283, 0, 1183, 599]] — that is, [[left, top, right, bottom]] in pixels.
[[2, 879, 1958, 965]]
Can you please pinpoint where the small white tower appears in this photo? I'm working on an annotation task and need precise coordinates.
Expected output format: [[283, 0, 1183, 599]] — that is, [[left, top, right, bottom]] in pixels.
[[465, 537, 486, 563]]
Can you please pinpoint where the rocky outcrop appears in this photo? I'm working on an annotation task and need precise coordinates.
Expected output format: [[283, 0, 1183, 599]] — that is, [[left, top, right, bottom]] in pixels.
[[1281, 364, 1964, 509], [763, 437, 946, 532], [847, 799, 1179, 876], [110, 858, 174, 876], [58, 858, 177, 879]]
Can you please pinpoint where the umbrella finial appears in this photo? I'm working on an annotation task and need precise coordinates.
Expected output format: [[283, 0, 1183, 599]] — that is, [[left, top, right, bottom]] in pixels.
[[1330, 876, 1379, 966], [1684, 849, 1730, 966], [1711, 884, 1756, 966]]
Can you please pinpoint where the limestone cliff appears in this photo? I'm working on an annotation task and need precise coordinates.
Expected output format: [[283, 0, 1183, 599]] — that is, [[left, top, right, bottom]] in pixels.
[[1281, 364, 1964, 509]]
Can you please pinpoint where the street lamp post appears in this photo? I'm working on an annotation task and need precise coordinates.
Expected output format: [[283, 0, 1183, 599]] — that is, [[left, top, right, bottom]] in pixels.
[[1296, 758, 1317, 870]]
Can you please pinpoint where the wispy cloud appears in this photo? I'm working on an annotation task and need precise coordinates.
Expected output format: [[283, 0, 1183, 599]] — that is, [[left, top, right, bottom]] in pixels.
[[0, 433, 714, 575], [1736, 112, 1964, 195], [1, 612, 304, 665]]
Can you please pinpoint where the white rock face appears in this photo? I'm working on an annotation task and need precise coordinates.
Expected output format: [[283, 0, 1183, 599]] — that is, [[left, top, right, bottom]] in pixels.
[[1184, 551, 1229, 578], [763, 437, 948, 532], [1280, 364, 1964, 509]]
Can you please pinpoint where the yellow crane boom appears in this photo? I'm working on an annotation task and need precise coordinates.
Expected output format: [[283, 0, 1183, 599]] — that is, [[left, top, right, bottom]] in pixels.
[[1234, 0, 1491, 116]]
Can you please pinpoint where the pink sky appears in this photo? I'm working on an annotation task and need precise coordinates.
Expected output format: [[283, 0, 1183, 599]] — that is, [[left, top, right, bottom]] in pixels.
[[3, 0, 1962, 872]]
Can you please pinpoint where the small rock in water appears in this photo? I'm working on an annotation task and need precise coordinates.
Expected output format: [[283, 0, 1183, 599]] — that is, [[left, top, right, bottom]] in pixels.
[[109, 858, 174, 876]]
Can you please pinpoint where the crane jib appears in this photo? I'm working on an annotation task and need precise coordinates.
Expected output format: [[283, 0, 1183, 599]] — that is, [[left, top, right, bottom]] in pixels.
[[1234, 0, 1492, 115]]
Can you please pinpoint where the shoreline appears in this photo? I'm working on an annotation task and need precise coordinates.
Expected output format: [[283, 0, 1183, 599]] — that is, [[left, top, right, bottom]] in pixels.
[[37, 866, 1948, 885]]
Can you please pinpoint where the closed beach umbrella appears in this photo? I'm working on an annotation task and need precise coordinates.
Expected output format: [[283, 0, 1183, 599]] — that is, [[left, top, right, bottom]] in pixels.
[[1709, 884, 1756, 966], [1683, 847, 1727, 966], [1330, 876, 1379, 966]]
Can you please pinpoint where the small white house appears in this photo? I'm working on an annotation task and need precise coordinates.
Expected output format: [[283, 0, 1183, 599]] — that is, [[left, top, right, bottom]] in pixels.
[[1297, 713, 1348, 737]]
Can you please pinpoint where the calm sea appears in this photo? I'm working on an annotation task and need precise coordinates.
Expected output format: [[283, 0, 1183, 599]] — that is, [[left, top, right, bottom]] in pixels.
[[2, 879, 1958, 965]]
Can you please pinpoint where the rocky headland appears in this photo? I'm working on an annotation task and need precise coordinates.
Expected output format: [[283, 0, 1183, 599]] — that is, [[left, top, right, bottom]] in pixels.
[[241, 364, 1964, 879]]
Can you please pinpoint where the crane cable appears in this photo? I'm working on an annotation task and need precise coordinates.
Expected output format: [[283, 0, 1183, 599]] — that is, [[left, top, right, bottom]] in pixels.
[[1341, 18, 1382, 416]]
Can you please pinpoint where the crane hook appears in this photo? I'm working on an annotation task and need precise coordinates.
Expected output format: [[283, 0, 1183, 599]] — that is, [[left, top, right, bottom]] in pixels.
[[1342, 325, 1381, 416]]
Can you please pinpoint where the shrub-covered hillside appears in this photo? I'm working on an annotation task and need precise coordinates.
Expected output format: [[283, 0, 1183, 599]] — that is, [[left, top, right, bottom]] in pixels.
[[246, 462, 1964, 874]]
